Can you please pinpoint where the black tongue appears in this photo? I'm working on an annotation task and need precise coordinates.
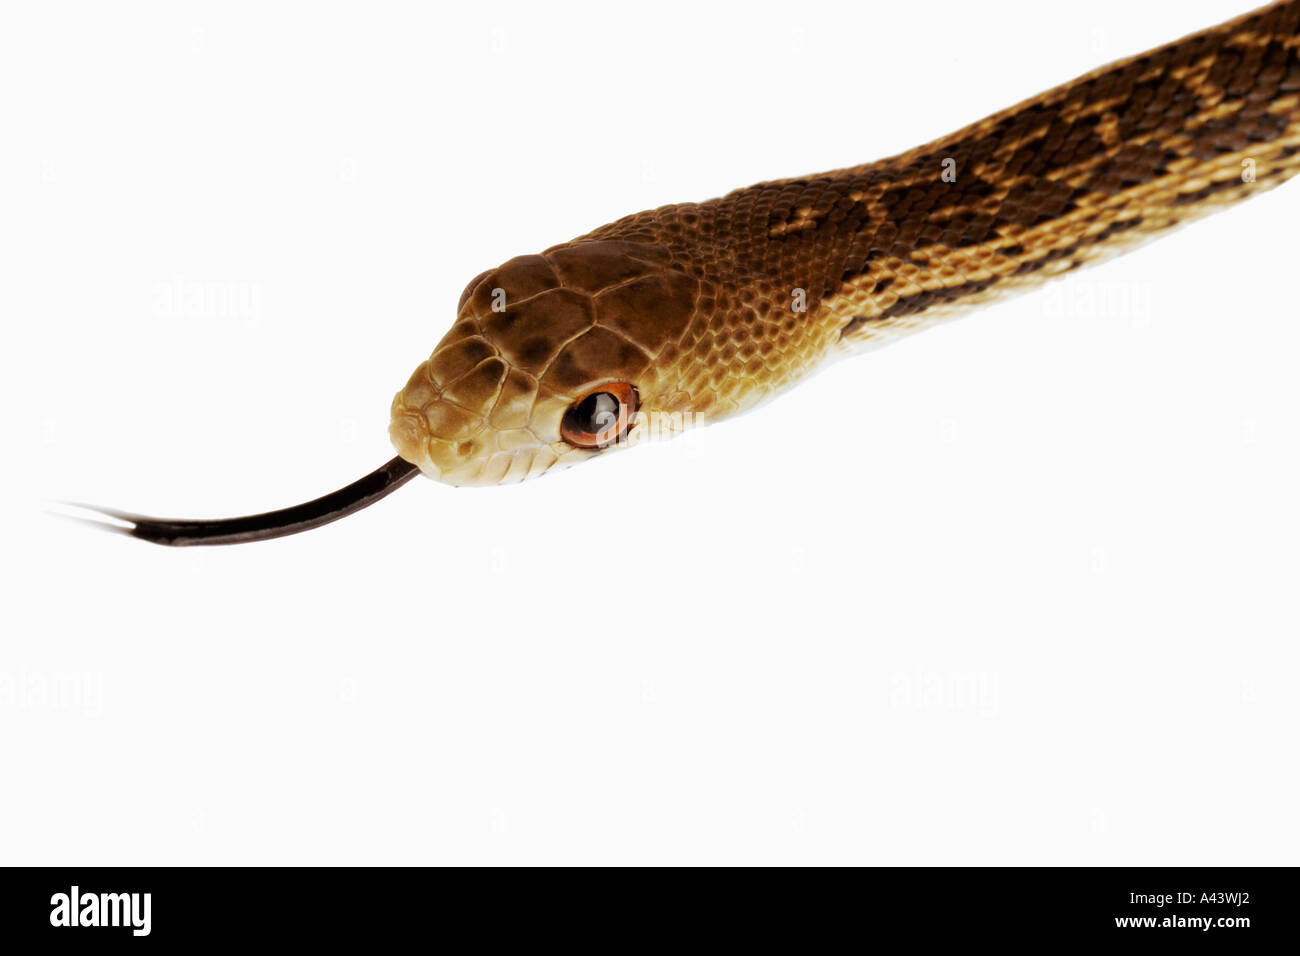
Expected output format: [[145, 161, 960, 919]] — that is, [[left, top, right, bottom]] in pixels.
[[71, 456, 419, 546]]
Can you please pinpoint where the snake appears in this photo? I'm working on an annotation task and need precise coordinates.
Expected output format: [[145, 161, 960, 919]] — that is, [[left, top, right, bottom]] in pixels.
[[85, 0, 1300, 545]]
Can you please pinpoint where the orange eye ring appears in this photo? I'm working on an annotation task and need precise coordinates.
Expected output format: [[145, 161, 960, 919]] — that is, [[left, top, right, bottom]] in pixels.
[[560, 383, 640, 449]]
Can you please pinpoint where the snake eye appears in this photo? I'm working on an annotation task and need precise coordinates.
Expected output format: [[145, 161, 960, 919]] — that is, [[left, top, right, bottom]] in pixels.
[[560, 383, 639, 449]]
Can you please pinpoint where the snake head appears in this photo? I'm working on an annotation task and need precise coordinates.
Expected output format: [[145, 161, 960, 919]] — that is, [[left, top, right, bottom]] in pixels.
[[390, 239, 703, 485]]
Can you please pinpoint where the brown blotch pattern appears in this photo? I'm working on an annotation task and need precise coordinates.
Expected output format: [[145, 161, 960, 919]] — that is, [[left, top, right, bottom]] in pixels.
[[393, 0, 1300, 484]]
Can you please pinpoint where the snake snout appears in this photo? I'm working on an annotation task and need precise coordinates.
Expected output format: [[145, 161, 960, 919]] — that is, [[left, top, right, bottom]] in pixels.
[[389, 385, 570, 487], [387, 406, 444, 480]]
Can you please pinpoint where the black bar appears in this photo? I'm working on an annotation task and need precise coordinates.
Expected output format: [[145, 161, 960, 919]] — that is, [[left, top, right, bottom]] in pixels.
[[0, 867, 1294, 944]]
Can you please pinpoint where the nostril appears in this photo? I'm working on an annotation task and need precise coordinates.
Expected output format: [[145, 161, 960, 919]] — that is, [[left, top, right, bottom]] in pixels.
[[456, 441, 475, 457]]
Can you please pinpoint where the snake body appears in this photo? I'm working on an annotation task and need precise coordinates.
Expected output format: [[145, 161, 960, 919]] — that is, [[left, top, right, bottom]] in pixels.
[[85, 2, 1300, 544], [390, 0, 1300, 487]]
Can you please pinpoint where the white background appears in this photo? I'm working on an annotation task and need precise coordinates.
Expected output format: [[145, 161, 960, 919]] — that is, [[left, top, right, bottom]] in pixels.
[[1, 0, 1296, 865]]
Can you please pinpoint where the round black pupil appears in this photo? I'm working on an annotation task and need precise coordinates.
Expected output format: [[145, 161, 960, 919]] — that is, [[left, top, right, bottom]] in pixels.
[[574, 392, 620, 434]]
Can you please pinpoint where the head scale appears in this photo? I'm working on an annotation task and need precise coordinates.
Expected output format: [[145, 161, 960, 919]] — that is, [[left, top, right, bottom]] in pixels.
[[390, 239, 703, 485]]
